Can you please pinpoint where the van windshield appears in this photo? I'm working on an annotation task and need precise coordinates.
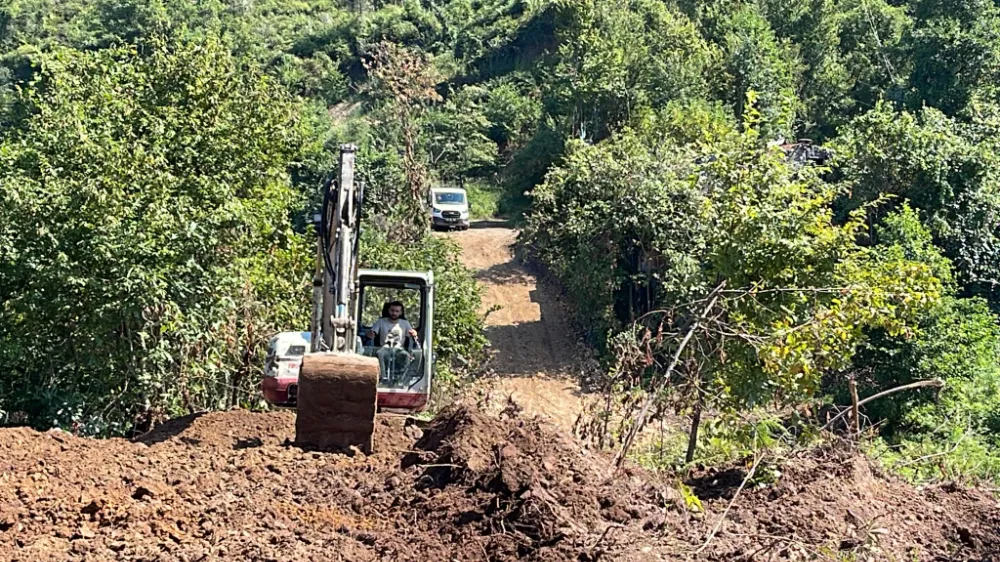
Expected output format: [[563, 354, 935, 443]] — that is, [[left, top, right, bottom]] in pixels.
[[434, 192, 465, 204]]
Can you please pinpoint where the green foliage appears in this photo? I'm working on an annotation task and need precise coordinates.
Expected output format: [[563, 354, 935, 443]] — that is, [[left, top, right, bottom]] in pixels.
[[697, 416, 785, 466], [424, 86, 498, 182], [525, 118, 708, 344], [547, 0, 716, 141], [759, 0, 911, 137], [528, 106, 943, 417], [481, 73, 542, 154], [833, 102, 1000, 309], [711, 3, 800, 139], [870, 428, 1000, 485], [783, 202, 1000, 486], [270, 51, 349, 106], [464, 180, 503, 220], [836, 206, 1000, 484], [907, 0, 1000, 115], [0, 38, 312, 433]]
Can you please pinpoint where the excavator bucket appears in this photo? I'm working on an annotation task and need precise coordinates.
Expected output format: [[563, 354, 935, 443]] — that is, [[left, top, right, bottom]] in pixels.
[[295, 352, 381, 453]]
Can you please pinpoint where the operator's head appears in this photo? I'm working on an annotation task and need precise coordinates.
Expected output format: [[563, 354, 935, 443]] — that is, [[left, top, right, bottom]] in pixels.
[[387, 301, 404, 320]]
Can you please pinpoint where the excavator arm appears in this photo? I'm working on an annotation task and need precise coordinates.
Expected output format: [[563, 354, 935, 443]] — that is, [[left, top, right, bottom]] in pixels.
[[295, 145, 382, 453]]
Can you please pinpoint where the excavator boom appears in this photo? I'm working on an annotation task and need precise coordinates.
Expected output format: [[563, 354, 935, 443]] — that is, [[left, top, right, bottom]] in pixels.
[[294, 145, 381, 453]]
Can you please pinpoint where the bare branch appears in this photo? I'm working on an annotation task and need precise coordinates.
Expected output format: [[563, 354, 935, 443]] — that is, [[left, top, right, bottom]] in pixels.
[[821, 379, 945, 432], [613, 281, 726, 470]]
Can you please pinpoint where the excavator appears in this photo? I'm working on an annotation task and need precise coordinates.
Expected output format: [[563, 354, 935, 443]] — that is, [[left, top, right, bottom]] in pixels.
[[262, 144, 435, 453]]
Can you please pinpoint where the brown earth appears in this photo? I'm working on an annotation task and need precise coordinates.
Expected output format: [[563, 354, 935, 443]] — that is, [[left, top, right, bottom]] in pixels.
[[2, 406, 999, 561], [2, 223, 1000, 561], [445, 225, 594, 431]]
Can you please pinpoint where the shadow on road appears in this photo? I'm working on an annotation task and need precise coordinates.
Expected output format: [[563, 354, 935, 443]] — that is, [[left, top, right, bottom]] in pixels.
[[469, 219, 512, 229], [474, 260, 532, 285]]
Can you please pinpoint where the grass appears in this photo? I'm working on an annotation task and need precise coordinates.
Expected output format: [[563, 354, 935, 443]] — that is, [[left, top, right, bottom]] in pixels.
[[864, 432, 1000, 487], [463, 178, 533, 223]]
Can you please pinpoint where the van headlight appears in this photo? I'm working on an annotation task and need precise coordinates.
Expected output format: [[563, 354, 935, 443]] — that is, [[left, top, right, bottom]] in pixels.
[[432, 207, 442, 217], [460, 210, 469, 219]]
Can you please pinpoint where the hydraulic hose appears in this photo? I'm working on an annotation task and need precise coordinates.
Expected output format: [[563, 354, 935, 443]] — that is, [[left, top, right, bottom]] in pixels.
[[320, 178, 337, 282]]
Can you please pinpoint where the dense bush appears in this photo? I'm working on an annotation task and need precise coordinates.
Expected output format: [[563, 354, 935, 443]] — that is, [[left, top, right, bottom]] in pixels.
[[0, 0, 495, 432], [524, 120, 708, 344], [528, 111, 942, 421], [832, 102, 1000, 310], [0, 39, 314, 434]]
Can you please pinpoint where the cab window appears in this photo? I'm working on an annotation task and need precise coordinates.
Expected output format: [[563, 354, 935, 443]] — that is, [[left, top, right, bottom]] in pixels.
[[361, 286, 422, 329]]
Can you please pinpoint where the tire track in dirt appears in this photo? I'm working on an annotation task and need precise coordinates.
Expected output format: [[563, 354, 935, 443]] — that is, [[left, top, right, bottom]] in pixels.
[[444, 223, 592, 430]]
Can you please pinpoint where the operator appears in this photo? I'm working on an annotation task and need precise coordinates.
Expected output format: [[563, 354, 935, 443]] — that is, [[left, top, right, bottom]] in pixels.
[[367, 301, 418, 377], [368, 301, 417, 346]]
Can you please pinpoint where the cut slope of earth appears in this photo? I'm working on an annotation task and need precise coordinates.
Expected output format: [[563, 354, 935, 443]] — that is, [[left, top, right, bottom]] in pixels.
[[2, 406, 999, 561]]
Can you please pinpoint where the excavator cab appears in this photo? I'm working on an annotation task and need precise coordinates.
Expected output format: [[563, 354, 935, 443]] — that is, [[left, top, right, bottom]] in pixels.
[[356, 269, 434, 411]]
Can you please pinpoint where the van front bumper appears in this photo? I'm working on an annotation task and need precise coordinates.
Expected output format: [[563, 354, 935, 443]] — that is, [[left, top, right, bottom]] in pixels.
[[433, 217, 470, 228]]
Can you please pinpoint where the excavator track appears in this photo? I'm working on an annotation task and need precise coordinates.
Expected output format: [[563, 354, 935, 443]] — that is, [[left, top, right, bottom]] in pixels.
[[295, 352, 380, 453]]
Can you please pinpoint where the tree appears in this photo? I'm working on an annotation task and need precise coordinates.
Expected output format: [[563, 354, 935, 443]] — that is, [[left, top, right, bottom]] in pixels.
[[0, 38, 313, 433], [759, 0, 911, 138], [362, 40, 442, 241], [847, 207, 1000, 484], [907, 0, 1000, 115], [546, 0, 715, 142], [529, 106, 943, 460], [715, 5, 801, 140], [833, 101, 1000, 310], [423, 86, 498, 183]]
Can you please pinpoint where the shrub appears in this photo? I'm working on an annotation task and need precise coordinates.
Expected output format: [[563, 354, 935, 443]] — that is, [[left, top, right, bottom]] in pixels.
[[0, 38, 312, 434]]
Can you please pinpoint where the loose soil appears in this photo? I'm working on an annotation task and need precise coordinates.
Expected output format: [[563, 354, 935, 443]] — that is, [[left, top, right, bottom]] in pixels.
[[2, 406, 999, 561], [2, 223, 999, 561]]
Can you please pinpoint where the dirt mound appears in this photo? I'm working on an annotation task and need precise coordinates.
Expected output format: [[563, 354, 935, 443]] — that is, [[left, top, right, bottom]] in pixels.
[[689, 445, 1000, 561], [399, 405, 665, 560], [2, 406, 999, 561], [134, 409, 297, 447], [0, 411, 413, 562], [0, 405, 666, 561]]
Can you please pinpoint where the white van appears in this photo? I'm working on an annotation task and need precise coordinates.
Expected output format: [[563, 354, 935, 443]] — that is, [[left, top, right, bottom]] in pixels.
[[429, 187, 470, 230]]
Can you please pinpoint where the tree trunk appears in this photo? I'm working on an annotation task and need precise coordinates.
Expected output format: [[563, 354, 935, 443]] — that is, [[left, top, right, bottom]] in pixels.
[[685, 393, 702, 464]]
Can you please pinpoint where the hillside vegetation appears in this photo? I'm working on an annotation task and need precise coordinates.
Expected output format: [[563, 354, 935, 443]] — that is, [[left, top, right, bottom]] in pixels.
[[2, 0, 1000, 485]]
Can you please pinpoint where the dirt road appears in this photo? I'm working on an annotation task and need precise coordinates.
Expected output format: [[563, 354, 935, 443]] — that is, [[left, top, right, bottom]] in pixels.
[[444, 223, 592, 430]]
